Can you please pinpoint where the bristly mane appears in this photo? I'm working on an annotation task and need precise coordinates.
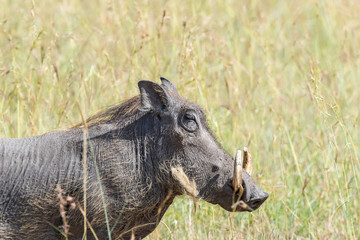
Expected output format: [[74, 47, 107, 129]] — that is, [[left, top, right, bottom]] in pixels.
[[73, 96, 141, 128]]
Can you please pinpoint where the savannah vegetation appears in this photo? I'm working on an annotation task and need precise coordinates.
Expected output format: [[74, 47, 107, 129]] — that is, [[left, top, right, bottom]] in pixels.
[[1, 0, 359, 239]]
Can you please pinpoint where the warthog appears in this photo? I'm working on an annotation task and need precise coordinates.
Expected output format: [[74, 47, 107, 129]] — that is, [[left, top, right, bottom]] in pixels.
[[0, 78, 268, 239]]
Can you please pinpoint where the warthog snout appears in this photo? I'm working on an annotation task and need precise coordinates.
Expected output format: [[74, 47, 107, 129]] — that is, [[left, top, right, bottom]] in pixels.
[[246, 192, 269, 211], [239, 172, 269, 211], [230, 148, 268, 212]]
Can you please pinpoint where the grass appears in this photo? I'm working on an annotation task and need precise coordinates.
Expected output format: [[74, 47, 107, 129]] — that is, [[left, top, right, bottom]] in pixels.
[[1, 0, 359, 239]]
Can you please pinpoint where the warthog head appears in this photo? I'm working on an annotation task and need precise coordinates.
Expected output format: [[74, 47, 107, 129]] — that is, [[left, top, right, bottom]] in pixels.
[[139, 78, 268, 212]]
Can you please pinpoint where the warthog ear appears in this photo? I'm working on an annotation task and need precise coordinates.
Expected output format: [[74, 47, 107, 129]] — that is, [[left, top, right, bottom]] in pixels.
[[160, 77, 178, 94], [138, 80, 172, 112]]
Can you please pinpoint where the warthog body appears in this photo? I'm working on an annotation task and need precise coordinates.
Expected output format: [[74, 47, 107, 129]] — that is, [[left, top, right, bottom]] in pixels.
[[0, 78, 268, 239]]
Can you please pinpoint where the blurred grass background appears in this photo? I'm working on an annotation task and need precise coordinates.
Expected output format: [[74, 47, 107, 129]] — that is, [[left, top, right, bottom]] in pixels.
[[1, 0, 359, 239]]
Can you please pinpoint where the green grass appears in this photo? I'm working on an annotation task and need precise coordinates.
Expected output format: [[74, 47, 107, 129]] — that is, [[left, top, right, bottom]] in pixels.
[[1, 0, 359, 239]]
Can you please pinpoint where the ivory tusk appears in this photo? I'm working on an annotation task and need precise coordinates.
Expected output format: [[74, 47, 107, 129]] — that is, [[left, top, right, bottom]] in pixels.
[[232, 150, 243, 196], [243, 147, 252, 175]]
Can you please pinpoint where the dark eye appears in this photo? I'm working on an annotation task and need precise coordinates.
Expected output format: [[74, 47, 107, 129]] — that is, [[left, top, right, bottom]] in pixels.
[[181, 111, 198, 132]]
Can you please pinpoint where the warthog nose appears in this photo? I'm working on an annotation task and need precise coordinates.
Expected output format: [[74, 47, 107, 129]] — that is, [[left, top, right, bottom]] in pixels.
[[247, 192, 269, 210]]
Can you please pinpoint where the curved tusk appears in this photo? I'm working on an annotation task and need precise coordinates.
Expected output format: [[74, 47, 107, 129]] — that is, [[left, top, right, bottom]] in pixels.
[[232, 150, 243, 196], [243, 147, 252, 175]]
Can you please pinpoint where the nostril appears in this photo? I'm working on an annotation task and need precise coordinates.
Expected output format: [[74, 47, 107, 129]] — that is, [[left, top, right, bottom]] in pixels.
[[250, 200, 261, 206], [248, 195, 268, 209]]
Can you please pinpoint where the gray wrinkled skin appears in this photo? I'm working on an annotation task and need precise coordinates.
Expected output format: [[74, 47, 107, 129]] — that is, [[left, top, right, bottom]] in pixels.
[[0, 78, 268, 239]]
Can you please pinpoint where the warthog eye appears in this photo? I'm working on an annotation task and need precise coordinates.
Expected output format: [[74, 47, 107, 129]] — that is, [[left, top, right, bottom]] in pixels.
[[181, 111, 198, 132]]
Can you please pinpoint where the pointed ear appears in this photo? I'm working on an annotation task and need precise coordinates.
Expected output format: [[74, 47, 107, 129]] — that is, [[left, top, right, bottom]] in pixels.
[[160, 77, 178, 94], [138, 80, 172, 112]]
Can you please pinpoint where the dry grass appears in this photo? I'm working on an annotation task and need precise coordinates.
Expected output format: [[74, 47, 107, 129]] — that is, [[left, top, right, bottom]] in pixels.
[[1, 0, 359, 239]]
